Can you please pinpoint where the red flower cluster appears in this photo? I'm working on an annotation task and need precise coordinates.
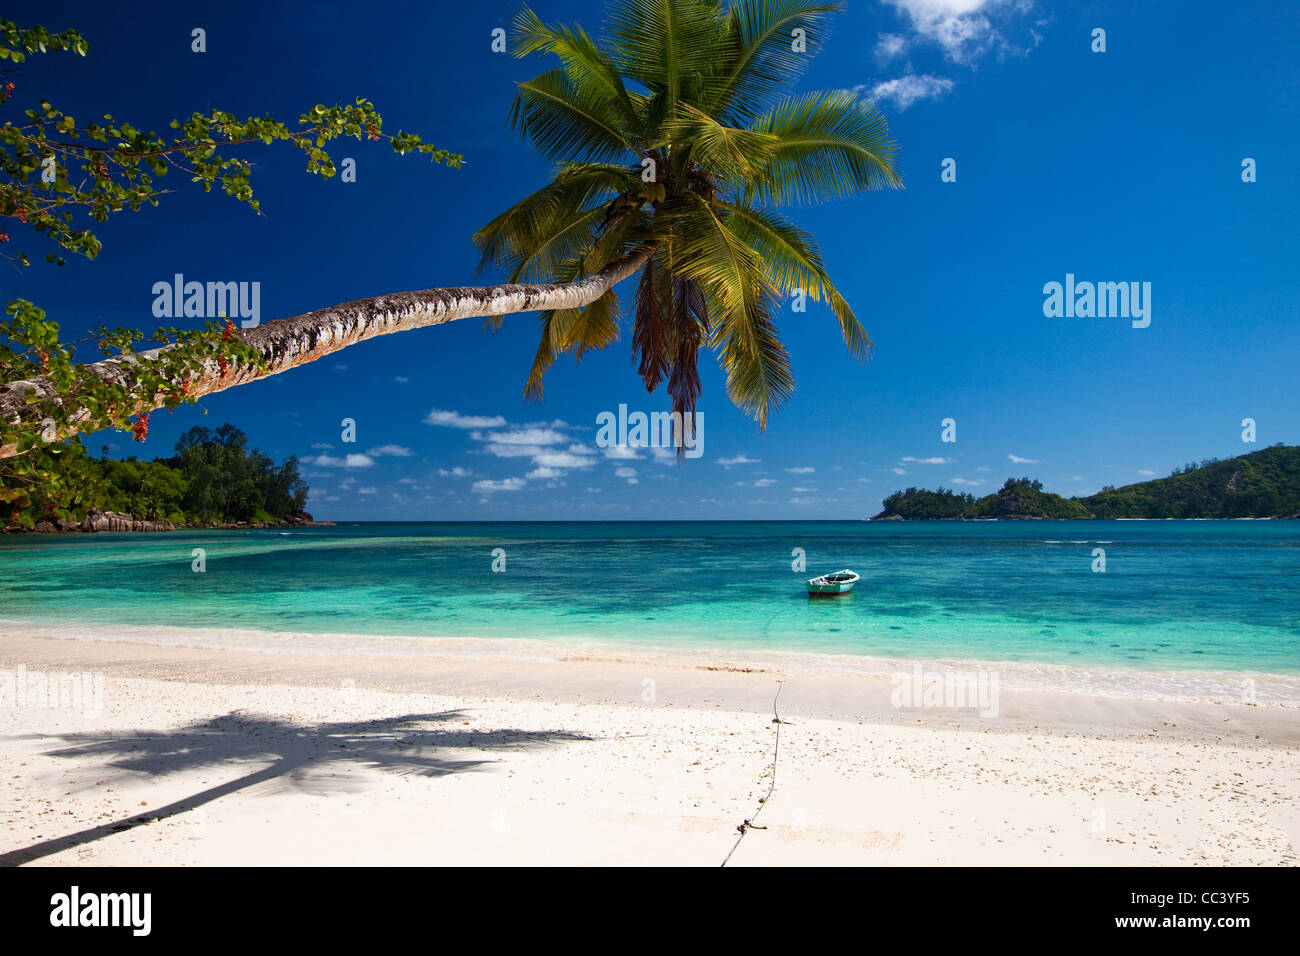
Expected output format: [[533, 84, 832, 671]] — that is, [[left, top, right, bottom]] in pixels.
[[132, 411, 150, 442]]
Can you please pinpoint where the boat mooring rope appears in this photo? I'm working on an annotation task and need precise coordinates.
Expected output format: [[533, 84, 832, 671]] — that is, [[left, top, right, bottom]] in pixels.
[[720, 680, 786, 867]]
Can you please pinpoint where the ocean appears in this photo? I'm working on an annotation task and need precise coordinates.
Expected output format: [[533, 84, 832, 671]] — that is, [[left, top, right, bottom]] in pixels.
[[2, 521, 1298, 689]]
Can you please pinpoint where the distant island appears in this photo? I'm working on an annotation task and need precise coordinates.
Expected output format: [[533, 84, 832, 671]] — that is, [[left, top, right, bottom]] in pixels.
[[872, 444, 1300, 520], [2, 424, 324, 533]]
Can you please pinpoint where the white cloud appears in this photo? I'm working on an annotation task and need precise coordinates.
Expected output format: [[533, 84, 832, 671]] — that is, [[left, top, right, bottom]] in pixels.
[[479, 428, 567, 446], [473, 478, 526, 493], [785, 466, 815, 474], [527, 467, 563, 480], [424, 409, 508, 429], [792, 486, 815, 492], [1009, 454, 1039, 464], [615, 467, 637, 479], [437, 467, 473, 478], [952, 477, 985, 486], [901, 456, 955, 464], [310, 453, 374, 468], [367, 444, 412, 458], [602, 444, 641, 460], [394, 376, 409, 384], [893, 467, 908, 475], [865, 73, 955, 110], [533, 451, 595, 469], [357, 486, 376, 495], [718, 454, 760, 467], [310, 442, 334, 450], [875, 32, 908, 61], [1137, 469, 1156, 476], [481, 443, 545, 458], [882, 0, 1022, 64], [976, 466, 991, 472]]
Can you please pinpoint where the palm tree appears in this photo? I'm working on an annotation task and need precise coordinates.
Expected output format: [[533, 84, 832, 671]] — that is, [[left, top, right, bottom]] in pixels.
[[0, 0, 900, 457], [477, 0, 900, 426]]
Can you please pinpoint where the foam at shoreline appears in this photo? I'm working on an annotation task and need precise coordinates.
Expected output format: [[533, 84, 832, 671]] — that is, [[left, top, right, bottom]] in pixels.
[[4, 616, 1298, 706]]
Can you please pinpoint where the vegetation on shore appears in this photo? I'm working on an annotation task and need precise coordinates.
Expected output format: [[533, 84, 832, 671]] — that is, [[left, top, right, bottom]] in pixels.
[[873, 445, 1300, 520], [1, 424, 308, 529]]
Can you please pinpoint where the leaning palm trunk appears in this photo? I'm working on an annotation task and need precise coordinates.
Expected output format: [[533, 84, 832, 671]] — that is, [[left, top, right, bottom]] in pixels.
[[0, 249, 651, 459]]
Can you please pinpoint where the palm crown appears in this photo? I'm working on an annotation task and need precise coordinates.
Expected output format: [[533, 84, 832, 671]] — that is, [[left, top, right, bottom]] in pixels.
[[475, 0, 902, 428]]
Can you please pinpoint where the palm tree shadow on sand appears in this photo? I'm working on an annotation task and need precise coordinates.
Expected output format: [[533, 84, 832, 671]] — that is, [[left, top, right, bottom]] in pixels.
[[1, 709, 592, 866]]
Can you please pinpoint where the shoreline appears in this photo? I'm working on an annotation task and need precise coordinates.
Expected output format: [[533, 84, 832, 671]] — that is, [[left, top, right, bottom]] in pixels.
[[3, 629, 1299, 743], [4, 617, 1299, 707]]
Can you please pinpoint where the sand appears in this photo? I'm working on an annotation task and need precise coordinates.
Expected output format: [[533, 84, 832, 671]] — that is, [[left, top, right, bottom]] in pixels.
[[1, 632, 1297, 866]]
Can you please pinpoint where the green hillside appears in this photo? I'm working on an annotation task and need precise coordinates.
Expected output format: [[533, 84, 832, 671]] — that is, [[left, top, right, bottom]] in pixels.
[[873, 445, 1300, 520], [1082, 445, 1300, 518]]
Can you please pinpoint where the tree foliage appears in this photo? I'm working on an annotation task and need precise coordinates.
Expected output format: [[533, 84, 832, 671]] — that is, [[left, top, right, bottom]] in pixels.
[[1, 422, 308, 527], [874, 447, 1300, 520], [0, 17, 460, 489], [1083, 445, 1300, 519], [477, 0, 901, 426]]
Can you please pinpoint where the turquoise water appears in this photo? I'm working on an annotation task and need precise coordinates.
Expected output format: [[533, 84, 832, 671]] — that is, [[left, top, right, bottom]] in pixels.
[[1, 521, 1298, 673]]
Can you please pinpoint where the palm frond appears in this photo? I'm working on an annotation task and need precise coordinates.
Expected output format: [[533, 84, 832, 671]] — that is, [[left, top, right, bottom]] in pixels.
[[526, 273, 623, 400], [510, 68, 639, 163], [675, 193, 793, 425], [563, 287, 621, 360], [512, 7, 647, 148], [723, 201, 870, 357], [750, 90, 902, 205], [607, 0, 731, 117], [474, 163, 636, 279], [632, 254, 671, 394], [524, 306, 579, 400], [711, 0, 841, 122], [659, 103, 778, 186]]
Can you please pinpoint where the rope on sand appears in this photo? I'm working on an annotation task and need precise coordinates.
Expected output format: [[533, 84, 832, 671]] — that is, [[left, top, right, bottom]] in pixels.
[[720, 681, 786, 868]]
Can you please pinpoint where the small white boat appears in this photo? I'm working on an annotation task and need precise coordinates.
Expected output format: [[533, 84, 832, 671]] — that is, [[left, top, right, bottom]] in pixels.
[[806, 569, 860, 596]]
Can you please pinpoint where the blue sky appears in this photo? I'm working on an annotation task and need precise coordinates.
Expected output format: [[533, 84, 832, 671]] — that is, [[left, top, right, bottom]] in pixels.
[[5, 0, 1298, 519]]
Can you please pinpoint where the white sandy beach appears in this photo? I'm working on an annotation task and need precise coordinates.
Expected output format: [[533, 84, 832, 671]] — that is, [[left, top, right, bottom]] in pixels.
[[1, 631, 1297, 866]]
